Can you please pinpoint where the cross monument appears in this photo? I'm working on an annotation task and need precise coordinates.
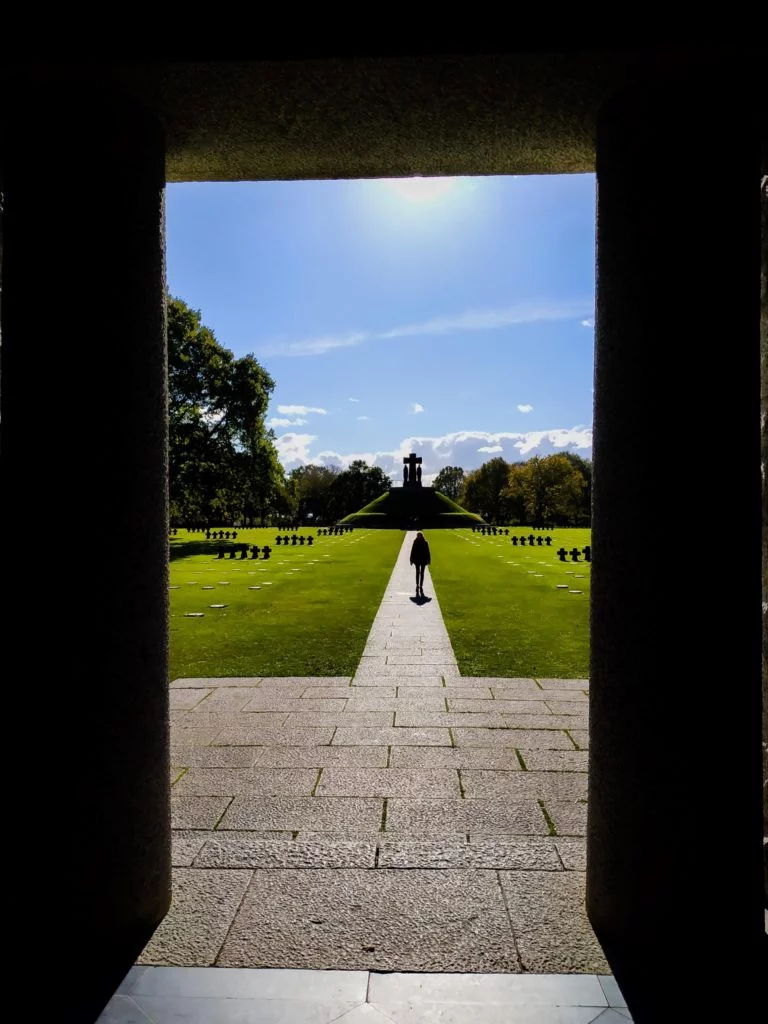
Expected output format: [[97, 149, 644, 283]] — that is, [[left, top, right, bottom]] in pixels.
[[403, 452, 423, 488]]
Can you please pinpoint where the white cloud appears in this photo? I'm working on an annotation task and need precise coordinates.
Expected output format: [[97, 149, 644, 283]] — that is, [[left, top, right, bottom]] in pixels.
[[517, 404, 533, 413], [276, 405, 328, 416], [411, 403, 425, 414], [356, 415, 370, 420], [348, 397, 360, 402], [269, 417, 307, 428], [254, 300, 594, 356], [274, 426, 592, 476], [581, 319, 594, 328], [274, 433, 318, 465]]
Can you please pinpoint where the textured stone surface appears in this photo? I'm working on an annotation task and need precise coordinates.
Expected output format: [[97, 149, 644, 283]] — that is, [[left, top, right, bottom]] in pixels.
[[521, 750, 589, 772], [170, 689, 211, 709], [259, 677, 353, 687], [498, 871, 608, 973], [316, 768, 461, 798], [214, 726, 335, 746], [171, 795, 232, 829], [452, 729, 573, 749], [391, 747, 522, 769], [343, 696, 449, 711], [333, 727, 451, 746], [555, 838, 587, 870], [394, 712, 510, 728], [378, 837, 561, 870], [173, 767, 318, 796], [251, 746, 389, 768], [171, 677, 261, 688], [286, 712, 394, 727], [171, 830, 208, 867], [536, 679, 590, 690], [568, 730, 589, 749], [544, 802, 588, 836], [219, 796, 384, 832], [241, 696, 348, 713], [217, 870, 520, 971], [352, 676, 446, 687], [138, 869, 252, 966], [385, 799, 548, 835], [194, 834, 376, 868], [460, 771, 587, 801], [448, 699, 549, 714], [502, 715, 589, 730]]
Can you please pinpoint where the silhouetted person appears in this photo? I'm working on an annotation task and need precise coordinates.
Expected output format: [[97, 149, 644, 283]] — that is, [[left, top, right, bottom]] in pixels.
[[410, 531, 431, 597]]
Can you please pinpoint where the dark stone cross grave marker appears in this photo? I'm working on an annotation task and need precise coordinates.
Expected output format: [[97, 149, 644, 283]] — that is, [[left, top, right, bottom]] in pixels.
[[557, 547, 568, 562], [275, 536, 282, 545], [536, 537, 544, 546], [582, 546, 591, 562], [570, 548, 581, 562], [251, 545, 261, 559], [511, 536, 518, 546], [262, 546, 272, 560], [528, 534, 536, 545], [240, 546, 248, 559], [291, 535, 298, 546], [520, 537, 527, 546], [308, 536, 314, 546], [299, 536, 305, 545]]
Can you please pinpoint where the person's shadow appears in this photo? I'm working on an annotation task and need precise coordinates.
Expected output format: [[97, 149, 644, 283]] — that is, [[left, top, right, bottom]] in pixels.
[[410, 594, 432, 606]]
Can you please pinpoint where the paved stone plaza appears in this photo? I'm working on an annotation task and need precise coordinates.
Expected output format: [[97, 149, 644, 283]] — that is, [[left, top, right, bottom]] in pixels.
[[149, 533, 603, 975]]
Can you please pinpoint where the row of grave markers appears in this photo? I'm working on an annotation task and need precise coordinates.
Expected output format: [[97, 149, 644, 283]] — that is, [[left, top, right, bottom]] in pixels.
[[275, 535, 315, 546], [318, 526, 353, 535], [217, 545, 272, 560], [473, 525, 555, 534]]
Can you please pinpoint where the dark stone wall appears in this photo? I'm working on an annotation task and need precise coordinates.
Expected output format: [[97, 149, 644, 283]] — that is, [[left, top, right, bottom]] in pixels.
[[0, 88, 170, 1023], [589, 75, 765, 1020]]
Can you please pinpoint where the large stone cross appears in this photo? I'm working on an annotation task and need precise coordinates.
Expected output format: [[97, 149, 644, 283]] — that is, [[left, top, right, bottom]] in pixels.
[[403, 452, 422, 487]]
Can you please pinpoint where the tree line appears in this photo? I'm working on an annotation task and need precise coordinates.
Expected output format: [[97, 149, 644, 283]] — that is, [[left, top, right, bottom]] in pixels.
[[168, 295, 591, 527]]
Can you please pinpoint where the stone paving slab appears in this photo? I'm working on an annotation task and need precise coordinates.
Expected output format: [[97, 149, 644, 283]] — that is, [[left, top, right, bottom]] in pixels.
[[569, 730, 590, 749], [351, 676, 446, 687], [213, 726, 335, 746], [332, 726, 452, 746], [217, 870, 520, 972], [194, 835, 377, 869], [377, 837, 562, 870], [543, 802, 588, 836], [251, 746, 390, 768], [385, 798, 549, 835], [285, 712, 395, 727], [173, 767, 319, 797], [171, 677, 262, 688], [138, 868, 253, 966], [498, 871, 608, 974], [171, 795, 232, 829], [460, 770, 588, 801], [218, 796, 384, 832], [452, 728, 576, 749], [390, 747, 523, 769], [316, 768, 461, 798], [521, 750, 589, 772]]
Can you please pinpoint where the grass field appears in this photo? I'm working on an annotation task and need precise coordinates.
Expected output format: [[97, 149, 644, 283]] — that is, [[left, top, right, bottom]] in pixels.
[[168, 528, 402, 679], [427, 528, 591, 678]]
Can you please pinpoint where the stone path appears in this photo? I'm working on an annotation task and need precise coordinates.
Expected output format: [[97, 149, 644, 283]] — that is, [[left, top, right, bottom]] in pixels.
[[150, 532, 603, 975]]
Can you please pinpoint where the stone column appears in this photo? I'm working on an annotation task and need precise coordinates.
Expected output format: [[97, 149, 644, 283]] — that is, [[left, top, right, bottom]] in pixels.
[[1, 85, 169, 1022], [589, 75, 765, 1020]]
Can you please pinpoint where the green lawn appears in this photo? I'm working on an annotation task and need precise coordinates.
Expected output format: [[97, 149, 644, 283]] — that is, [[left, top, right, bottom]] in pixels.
[[427, 528, 591, 677], [168, 528, 402, 679]]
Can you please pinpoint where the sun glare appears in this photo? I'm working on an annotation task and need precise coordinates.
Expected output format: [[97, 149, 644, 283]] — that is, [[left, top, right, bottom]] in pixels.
[[384, 177, 457, 202]]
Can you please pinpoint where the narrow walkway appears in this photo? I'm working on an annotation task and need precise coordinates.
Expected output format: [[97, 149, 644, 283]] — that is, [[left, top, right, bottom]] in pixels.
[[356, 531, 459, 680]]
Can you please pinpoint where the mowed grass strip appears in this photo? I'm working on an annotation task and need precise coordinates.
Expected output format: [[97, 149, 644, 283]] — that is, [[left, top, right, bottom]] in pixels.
[[169, 528, 402, 679], [427, 528, 590, 678]]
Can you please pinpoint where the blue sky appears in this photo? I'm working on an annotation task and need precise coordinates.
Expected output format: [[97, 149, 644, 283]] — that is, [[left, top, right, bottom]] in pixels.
[[166, 174, 595, 483]]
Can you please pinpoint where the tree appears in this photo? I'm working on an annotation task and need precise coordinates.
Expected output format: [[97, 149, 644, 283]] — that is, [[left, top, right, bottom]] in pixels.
[[433, 465, 465, 500], [288, 464, 341, 524], [327, 460, 391, 521], [167, 295, 282, 524], [513, 454, 587, 526], [459, 457, 512, 524]]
